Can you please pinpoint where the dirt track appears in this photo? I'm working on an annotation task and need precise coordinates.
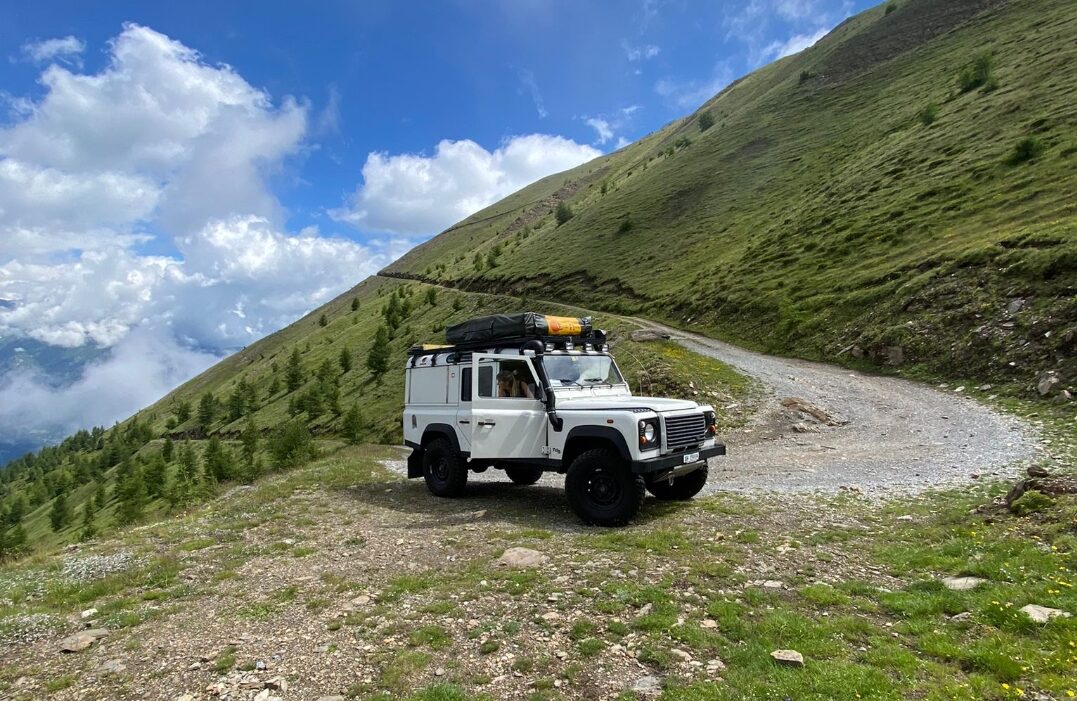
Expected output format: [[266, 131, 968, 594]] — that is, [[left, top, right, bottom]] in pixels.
[[636, 320, 1041, 496]]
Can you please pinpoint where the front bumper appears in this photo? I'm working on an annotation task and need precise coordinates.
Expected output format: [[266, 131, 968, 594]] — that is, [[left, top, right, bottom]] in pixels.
[[630, 443, 726, 475]]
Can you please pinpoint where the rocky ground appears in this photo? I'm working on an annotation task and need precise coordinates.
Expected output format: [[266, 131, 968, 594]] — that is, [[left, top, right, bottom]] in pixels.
[[2, 439, 1074, 701]]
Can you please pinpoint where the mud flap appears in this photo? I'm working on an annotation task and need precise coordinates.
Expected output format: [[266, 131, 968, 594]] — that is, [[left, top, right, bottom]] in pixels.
[[407, 447, 424, 479]]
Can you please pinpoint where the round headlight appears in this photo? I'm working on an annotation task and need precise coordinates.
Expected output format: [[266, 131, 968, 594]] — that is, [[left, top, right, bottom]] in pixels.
[[642, 422, 656, 443]]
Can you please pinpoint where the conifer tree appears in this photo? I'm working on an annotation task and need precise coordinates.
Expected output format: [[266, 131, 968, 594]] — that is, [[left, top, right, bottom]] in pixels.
[[339, 346, 352, 374], [228, 378, 250, 422], [79, 501, 97, 541], [168, 443, 201, 507], [239, 419, 260, 482], [49, 491, 71, 532], [198, 392, 218, 426], [350, 297, 360, 311], [115, 465, 148, 525], [285, 347, 305, 392], [203, 436, 235, 483], [318, 313, 328, 327], [342, 403, 364, 444], [366, 324, 391, 378], [175, 400, 192, 424], [267, 376, 281, 397], [143, 454, 168, 498], [162, 437, 174, 463]]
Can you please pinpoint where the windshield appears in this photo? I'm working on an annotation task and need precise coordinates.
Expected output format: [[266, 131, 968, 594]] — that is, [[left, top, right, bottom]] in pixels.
[[542, 353, 625, 387]]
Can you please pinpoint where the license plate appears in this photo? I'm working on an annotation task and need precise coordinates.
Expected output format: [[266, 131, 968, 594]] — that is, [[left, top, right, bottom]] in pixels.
[[682, 452, 700, 464]]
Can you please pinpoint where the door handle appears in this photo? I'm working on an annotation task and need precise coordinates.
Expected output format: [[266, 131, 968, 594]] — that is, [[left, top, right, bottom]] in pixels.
[[477, 420, 496, 427], [458, 420, 470, 424]]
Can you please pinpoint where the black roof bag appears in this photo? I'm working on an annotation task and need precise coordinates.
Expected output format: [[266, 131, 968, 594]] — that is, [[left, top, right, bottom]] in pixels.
[[445, 313, 591, 344]]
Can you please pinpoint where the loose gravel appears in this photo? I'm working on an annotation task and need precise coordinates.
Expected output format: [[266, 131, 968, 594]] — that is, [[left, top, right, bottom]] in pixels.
[[641, 321, 1042, 496]]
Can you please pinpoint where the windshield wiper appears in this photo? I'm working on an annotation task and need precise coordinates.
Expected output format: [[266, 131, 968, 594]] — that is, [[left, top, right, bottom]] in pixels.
[[556, 378, 583, 388], [583, 377, 611, 385]]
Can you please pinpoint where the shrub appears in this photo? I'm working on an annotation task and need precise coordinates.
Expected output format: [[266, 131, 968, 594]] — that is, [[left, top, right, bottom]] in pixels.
[[1007, 136, 1044, 165], [698, 111, 715, 132], [957, 51, 997, 93], [1009, 489, 1053, 516], [616, 215, 634, 235], [885, 2, 897, 14], [799, 70, 815, 85], [917, 104, 939, 126], [269, 420, 315, 468], [555, 201, 575, 226]]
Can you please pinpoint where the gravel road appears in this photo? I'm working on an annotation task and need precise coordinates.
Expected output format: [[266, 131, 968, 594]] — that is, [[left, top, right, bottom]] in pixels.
[[637, 320, 1041, 496]]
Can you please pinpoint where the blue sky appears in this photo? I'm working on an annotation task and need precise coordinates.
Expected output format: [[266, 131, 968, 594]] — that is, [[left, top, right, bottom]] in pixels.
[[3, 0, 870, 245], [0, 0, 873, 446]]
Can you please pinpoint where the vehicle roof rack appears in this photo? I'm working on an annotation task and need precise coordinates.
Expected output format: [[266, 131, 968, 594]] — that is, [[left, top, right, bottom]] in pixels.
[[407, 330, 608, 357]]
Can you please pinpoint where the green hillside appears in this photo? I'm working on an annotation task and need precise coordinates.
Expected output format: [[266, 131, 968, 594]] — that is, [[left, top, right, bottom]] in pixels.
[[386, 0, 1077, 394]]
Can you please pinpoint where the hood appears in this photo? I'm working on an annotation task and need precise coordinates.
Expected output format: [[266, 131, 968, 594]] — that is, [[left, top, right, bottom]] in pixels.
[[554, 394, 700, 412]]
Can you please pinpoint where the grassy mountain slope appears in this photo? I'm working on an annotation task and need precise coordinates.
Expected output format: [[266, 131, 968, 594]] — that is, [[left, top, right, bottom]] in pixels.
[[386, 0, 1077, 394]]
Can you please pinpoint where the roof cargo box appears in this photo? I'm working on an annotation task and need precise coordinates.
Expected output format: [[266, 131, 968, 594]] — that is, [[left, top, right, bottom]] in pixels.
[[445, 313, 591, 344]]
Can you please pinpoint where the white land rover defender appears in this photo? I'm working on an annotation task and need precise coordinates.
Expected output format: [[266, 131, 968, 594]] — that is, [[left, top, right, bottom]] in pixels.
[[402, 313, 726, 526]]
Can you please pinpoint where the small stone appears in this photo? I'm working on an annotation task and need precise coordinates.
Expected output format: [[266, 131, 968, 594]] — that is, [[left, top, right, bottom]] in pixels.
[[770, 649, 804, 667], [630, 675, 662, 696], [60, 628, 109, 652], [1020, 604, 1070, 624], [949, 612, 973, 623], [98, 659, 126, 674], [541, 611, 562, 622], [762, 580, 784, 590], [700, 618, 718, 629], [895, 515, 914, 522], [638, 603, 653, 616], [706, 658, 726, 671], [317, 697, 346, 701], [80, 608, 98, 619], [497, 547, 548, 568], [434, 667, 445, 677], [186, 661, 201, 671], [942, 576, 986, 591], [670, 648, 692, 663], [351, 594, 372, 606], [174, 695, 195, 701], [1027, 465, 1050, 478], [255, 659, 267, 671]]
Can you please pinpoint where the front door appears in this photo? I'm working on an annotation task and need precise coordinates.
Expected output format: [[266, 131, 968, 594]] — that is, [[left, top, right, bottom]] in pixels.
[[469, 354, 547, 460]]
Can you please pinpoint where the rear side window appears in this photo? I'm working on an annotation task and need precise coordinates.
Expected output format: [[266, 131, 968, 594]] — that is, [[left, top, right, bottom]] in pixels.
[[477, 364, 494, 398], [460, 368, 472, 402]]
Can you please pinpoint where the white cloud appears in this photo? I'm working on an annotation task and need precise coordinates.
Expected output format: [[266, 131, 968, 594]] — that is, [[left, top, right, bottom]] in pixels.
[[518, 69, 548, 119], [0, 328, 218, 442], [331, 134, 600, 236], [21, 36, 86, 64], [623, 40, 661, 62], [763, 26, 830, 60], [0, 216, 396, 350], [585, 118, 614, 145]]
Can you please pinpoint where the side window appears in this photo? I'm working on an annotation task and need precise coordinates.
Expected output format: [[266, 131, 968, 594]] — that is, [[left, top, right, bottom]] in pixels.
[[477, 363, 494, 398], [460, 367, 472, 402], [495, 359, 538, 399]]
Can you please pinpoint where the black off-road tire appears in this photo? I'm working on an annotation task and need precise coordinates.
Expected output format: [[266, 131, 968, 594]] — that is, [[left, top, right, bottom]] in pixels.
[[645, 465, 709, 501], [565, 449, 645, 527], [505, 465, 544, 485], [422, 437, 467, 497]]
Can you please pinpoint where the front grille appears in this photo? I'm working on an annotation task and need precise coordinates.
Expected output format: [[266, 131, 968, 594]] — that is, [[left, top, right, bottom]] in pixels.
[[664, 413, 706, 451]]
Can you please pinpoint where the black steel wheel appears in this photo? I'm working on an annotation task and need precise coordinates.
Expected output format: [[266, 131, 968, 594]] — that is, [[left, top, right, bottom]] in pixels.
[[422, 437, 467, 497], [565, 448, 644, 526]]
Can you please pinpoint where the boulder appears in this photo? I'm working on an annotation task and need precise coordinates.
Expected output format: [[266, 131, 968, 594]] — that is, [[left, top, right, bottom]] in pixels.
[[497, 547, 548, 568], [942, 576, 986, 592], [98, 659, 126, 674], [60, 628, 109, 653], [770, 649, 804, 667], [1020, 604, 1070, 624], [1037, 371, 1060, 397], [630, 675, 662, 696]]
